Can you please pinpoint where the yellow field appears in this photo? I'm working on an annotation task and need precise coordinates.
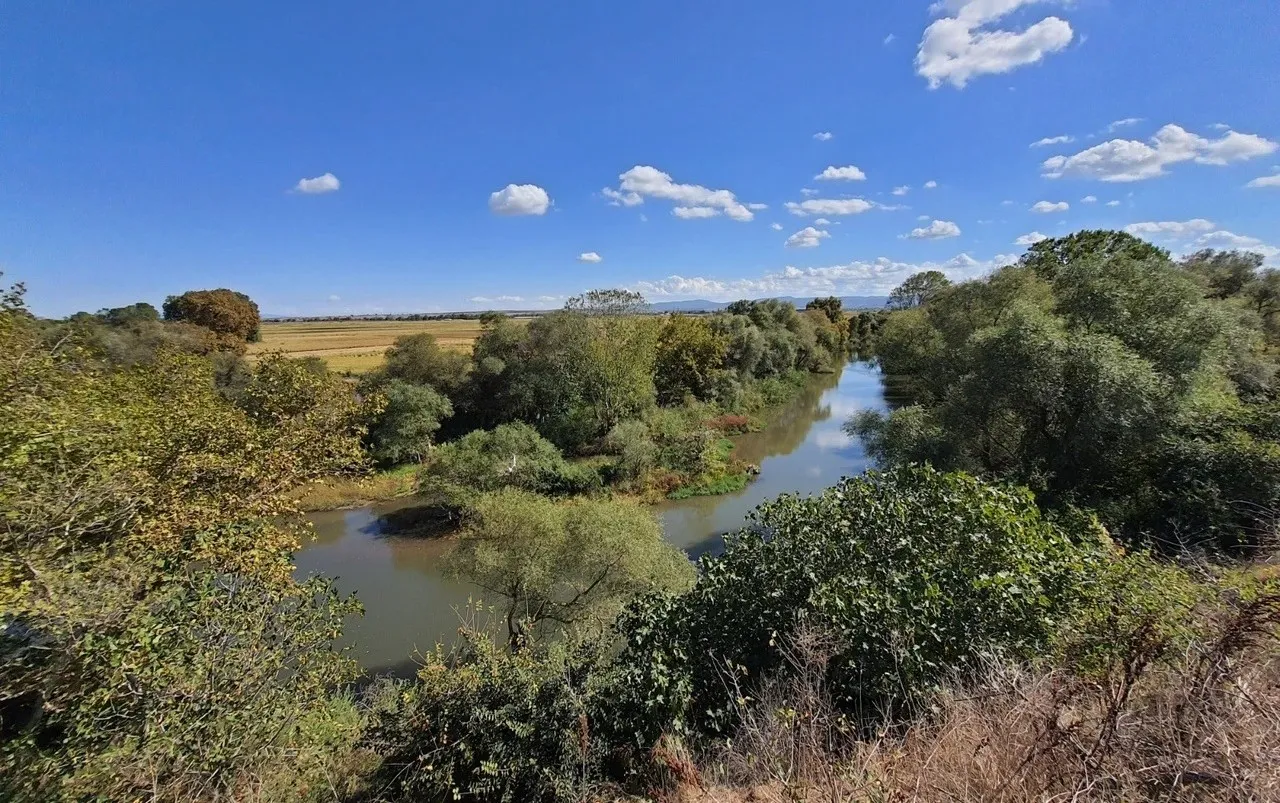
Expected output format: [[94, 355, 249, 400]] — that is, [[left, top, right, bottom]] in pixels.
[[250, 319, 515, 373]]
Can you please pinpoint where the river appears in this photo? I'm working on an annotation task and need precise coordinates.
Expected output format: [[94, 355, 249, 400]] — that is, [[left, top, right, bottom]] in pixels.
[[295, 360, 895, 676]]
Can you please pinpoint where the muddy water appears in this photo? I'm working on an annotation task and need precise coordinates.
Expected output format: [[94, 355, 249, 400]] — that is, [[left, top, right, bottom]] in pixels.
[[294, 361, 896, 675]]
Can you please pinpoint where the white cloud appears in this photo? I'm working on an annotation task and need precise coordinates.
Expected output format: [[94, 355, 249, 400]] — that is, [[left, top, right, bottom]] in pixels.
[[1193, 231, 1280, 260], [1032, 200, 1069, 213], [800, 188, 819, 197], [1041, 124, 1278, 182], [1124, 219, 1216, 237], [924, 180, 938, 189], [816, 165, 868, 181], [1001, 199, 1016, 206], [907, 219, 962, 240], [916, 0, 1074, 89], [785, 226, 832, 248], [470, 295, 525, 304], [1106, 200, 1121, 207], [785, 198, 875, 217], [813, 131, 834, 141], [639, 213, 649, 222], [1081, 195, 1098, 203], [770, 222, 784, 231], [1032, 135, 1074, 147], [917, 214, 931, 221], [884, 33, 896, 45], [1211, 123, 1231, 131], [631, 252, 1004, 300], [1015, 231, 1049, 246], [813, 218, 833, 226], [747, 202, 769, 210], [294, 172, 340, 194], [489, 183, 551, 216], [602, 187, 643, 207], [578, 252, 603, 263], [608, 165, 758, 221], [1248, 174, 1280, 189], [893, 185, 911, 196], [673, 206, 720, 219], [327, 294, 341, 302], [1108, 117, 1144, 132]]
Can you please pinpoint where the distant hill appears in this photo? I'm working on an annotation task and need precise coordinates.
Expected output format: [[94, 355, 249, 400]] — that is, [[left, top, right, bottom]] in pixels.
[[649, 295, 887, 313]]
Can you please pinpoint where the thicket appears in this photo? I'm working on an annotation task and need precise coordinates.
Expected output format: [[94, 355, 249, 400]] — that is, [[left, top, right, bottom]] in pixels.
[[850, 232, 1280, 553]]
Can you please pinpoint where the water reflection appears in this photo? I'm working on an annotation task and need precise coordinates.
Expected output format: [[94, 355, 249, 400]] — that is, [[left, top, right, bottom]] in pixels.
[[295, 360, 892, 671]]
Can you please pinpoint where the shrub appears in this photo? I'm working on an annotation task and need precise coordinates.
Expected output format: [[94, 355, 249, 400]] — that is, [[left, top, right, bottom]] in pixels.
[[603, 420, 657, 484], [610, 466, 1107, 742], [366, 380, 454, 466]]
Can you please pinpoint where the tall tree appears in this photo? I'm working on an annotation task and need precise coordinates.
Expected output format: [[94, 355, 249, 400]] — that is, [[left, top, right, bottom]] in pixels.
[[888, 271, 951, 310], [805, 295, 844, 324], [162, 288, 261, 353]]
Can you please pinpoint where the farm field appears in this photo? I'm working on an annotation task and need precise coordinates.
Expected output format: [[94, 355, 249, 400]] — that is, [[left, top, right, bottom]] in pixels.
[[249, 318, 525, 373]]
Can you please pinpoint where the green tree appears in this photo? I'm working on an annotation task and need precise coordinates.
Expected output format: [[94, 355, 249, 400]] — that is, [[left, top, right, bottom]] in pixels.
[[1182, 249, 1264, 300], [565, 288, 649, 316], [805, 295, 844, 324], [0, 281, 368, 801], [161, 288, 262, 353], [1018, 229, 1166, 280], [381, 332, 471, 399], [654, 315, 727, 404], [447, 488, 695, 645], [887, 270, 951, 310], [97, 301, 160, 326], [367, 380, 454, 465]]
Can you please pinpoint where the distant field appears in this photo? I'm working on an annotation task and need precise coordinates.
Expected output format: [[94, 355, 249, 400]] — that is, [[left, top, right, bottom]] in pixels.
[[249, 319, 518, 373]]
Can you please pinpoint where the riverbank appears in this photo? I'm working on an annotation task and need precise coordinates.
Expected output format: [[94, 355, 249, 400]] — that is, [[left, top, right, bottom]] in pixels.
[[291, 464, 419, 512]]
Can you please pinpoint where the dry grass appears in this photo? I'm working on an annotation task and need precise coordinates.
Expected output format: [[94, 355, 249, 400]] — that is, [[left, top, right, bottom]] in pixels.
[[288, 465, 420, 511], [654, 589, 1280, 803], [249, 319, 530, 372]]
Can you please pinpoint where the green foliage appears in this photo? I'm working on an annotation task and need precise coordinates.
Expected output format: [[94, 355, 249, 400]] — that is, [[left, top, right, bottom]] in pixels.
[[417, 423, 600, 513], [97, 301, 160, 326], [0, 281, 368, 801], [805, 296, 844, 324], [603, 419, 657, 484], [367, 379, 454, 466], [888, 270, 951, 309], [362, 632, 611, 803], [611, 466, 1105, 741], [565, 288, 649, 316], [162, 288, 262, 353], [861, 232, 1280, 550], [655, 315, 729, 404], [380, 332, 471, 400], [446, 489, 695, 644]]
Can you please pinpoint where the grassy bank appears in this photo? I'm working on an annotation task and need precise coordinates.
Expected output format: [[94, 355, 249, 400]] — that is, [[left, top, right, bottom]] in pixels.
[[290, 464, 420, 511]]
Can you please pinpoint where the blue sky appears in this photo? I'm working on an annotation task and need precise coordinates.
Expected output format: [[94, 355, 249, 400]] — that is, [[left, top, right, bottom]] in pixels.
[[5, 0, 1279, 317]]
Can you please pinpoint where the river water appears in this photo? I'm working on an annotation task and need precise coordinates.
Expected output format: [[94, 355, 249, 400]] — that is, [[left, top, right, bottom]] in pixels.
[[295, 361, 894, 675]]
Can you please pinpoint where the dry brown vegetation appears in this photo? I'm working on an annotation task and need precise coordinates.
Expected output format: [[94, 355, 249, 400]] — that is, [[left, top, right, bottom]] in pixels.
[[249, 319, 530, 372], [633, 586, 1280, 803]]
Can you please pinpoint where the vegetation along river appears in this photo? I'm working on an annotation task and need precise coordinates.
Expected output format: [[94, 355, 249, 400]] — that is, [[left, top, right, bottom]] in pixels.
[[295, 360, 900, 676]]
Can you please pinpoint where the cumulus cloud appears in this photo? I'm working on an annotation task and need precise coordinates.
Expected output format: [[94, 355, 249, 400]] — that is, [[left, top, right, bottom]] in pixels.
[[294, 172, 340, 194], [606, 165, 758, 221], [816, 165, 868, 181], [673, 206, 720, 219], [916, 0, 1074, 89], [924, 180, 939, 189], [770, 222, 784, 231], [813, 131, 834, 141], [1015, 232, 1049, 246], [800, 188, 819, 197], [907, 219, 962, 240], [1032, 135, 1074, 147], [785, 226, 832, 248], [1106, 200, 1121, 207], [1247, 174, 1280, 189], [1123, 219, 1216, 237], [631, 252, 1007, 301], [1032, 200, 1069, 213], [1081, 195, 1098, 203], [893, 186, 911, 196], [1041, 124, 1278, 182], [884, 33, 896, 45], [813, 218, 833, 226], [785, 198, 875, 217], [1194, 231, 1280, 260], [578, 252, 603, 263], [489, 183, 552, 216]]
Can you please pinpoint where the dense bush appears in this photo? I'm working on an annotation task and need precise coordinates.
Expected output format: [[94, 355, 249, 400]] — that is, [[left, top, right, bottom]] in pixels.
[[854, 234, 1280, 551], [609, 465, 1107, 742], [417, 423, 601, 513], [161, 287, 261, 353], [366, 379, 454, 466]]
